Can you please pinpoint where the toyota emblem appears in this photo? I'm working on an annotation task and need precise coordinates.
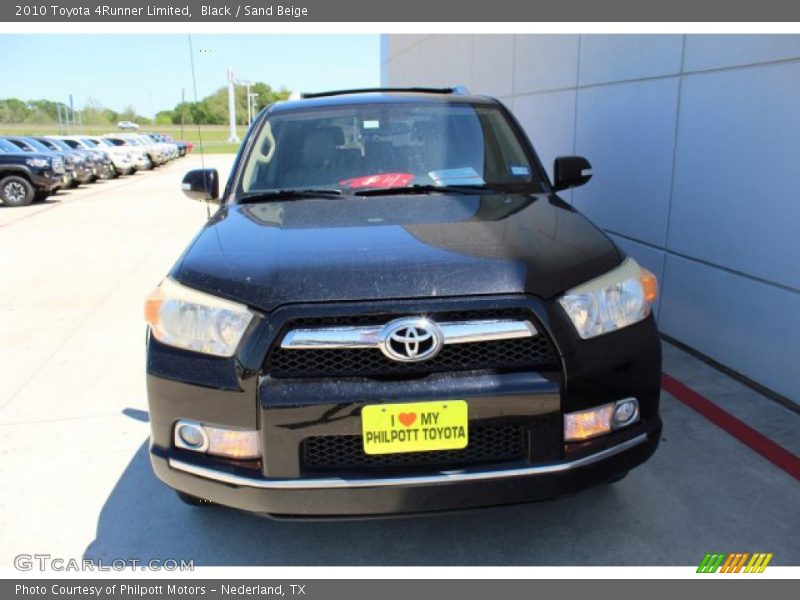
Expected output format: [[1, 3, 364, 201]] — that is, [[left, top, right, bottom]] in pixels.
[[378, 318, 443, 363]]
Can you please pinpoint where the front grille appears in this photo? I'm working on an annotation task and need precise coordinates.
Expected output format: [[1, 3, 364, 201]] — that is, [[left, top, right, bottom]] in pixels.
[[266, 309, 558, 378], [302, 425, 526, 473]]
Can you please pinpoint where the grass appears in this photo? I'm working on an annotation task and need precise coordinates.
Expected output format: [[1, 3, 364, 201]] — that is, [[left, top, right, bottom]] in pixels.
[[0, 123, 244, 154]]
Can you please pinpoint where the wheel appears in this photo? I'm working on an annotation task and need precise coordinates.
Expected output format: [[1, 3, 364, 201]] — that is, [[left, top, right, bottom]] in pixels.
[[175, 490, 215, 507], [0, 176, 35, 207]]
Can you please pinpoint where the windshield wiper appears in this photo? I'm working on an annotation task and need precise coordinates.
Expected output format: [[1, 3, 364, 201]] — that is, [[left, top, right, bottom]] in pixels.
[[353, 184, 501, 197], [239, 188, 344, 203]]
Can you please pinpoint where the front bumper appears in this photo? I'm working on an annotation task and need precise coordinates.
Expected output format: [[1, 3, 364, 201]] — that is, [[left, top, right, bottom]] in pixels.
[[146, 295, 662, 517], [30, 169, 63, 193], [151, 428, 659, 517]]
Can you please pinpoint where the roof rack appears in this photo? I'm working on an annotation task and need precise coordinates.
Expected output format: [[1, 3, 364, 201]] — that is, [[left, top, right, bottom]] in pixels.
[[300, 86, 471, 99]]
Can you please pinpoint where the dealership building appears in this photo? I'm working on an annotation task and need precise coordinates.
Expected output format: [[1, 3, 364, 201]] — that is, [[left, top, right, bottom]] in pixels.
[[381, 34, 800, 404]]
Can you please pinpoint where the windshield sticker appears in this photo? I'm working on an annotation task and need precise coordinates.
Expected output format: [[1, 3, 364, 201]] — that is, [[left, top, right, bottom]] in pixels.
[[363, 120, 380, 129], [428, 167, 485, 186], [340, 173, 415, 189], [510, 165, 530, 176]]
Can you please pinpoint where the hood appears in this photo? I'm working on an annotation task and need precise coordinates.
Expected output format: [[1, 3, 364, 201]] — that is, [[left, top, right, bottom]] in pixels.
[[173, 193, 622, 312]]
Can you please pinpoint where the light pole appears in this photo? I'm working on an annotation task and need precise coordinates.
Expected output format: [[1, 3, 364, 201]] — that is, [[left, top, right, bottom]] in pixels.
[[227, 67, 239, 143], [228, 71, 261, 137], [248, 92, 259, 124]]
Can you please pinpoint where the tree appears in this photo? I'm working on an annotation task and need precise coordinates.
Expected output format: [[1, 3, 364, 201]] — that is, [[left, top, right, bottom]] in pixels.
[[0, 83, 290, 127], [80, 98, 110, 125], [0, 98, 32, 123]]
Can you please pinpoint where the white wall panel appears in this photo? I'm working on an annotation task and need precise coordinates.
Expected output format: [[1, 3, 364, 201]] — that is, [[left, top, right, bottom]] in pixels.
[[442, 35, 474, 89], [669, 61, 800, 290], [660, 255, 800, 402], [573, 78, 679, 247], [513, 90, 576, 182], [684, 34, 800, 72], [472, 35, 515, 97], [578, 35, 684, 86], [514, 34, 580, 94]]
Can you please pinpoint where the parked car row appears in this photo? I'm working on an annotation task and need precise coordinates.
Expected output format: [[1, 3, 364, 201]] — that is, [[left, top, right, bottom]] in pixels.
[[0, 132, 192, 207]]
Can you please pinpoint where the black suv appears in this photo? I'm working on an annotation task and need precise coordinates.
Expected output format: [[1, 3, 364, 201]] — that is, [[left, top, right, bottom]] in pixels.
[[0, 136, 85, 189], [0, 145, 65, 206], [145, 88, 662, 517]]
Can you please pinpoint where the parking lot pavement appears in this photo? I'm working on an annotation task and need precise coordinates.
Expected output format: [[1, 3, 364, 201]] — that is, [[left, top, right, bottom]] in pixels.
[[0, 157, 798, 567]]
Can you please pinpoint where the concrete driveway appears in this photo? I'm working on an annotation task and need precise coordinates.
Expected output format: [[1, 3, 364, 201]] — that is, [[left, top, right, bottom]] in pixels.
[[1, 155, 797, 567]]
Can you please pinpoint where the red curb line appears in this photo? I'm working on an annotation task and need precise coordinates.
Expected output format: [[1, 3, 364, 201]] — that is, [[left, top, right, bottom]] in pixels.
[[662, 372, 800, 481]]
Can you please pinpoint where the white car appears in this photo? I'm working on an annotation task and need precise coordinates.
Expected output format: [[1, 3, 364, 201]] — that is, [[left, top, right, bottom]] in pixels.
[[117, 121, 140, 130], [106, 134, 169, 166], [55, 136, 134, 176], [88, 137, 150, 172]]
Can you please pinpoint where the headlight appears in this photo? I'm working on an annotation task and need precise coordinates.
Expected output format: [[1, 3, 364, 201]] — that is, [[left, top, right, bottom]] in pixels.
[[26, 158, 50, 168], [558, 258, 658, 339], [144, 278, 254, 357]]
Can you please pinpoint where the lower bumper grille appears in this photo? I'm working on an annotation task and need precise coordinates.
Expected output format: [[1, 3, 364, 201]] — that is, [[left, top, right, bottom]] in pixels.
[[302, 425, 527, 473]]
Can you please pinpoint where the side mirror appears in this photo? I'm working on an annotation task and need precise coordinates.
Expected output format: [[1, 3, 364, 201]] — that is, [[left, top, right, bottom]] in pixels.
[[181, 168, 220, 203], [553, 156, 592, 191]]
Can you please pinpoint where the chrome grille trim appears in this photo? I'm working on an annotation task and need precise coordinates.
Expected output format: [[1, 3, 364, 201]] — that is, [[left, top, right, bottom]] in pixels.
[[280, 319, 538, 350], [167, 434, 648, 490]]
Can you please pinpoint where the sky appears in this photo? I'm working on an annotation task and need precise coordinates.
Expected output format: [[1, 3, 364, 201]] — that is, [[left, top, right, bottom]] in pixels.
[[0, 34, 381, 117]]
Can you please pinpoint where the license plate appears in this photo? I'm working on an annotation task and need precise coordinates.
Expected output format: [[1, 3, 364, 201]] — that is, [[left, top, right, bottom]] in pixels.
[[361, 400, 468, 455], [62, 176, 69, 184]]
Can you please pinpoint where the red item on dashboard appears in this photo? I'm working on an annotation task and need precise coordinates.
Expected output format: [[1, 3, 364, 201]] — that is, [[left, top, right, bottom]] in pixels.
[[340, 173, 415, 189]]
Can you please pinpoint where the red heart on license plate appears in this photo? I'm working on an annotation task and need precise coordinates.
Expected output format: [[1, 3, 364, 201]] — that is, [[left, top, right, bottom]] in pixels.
[[398, 412, 417, 427]]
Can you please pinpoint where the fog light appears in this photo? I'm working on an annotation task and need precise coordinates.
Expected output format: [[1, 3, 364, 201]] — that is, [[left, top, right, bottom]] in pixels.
[[173, 420, 260, 460], [175, 422, 208, 451], [205, 426, 260, 459], [613, 398, 639, 426], [564, 404, 615, 441], [564, 398, 640, 442]]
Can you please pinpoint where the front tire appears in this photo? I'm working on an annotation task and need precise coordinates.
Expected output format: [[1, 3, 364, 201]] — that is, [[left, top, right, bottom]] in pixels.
[[0, 176, 35, 207]]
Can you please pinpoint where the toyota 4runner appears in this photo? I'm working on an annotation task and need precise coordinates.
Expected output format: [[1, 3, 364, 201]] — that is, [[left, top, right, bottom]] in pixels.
[[145, 87, 662, 517]]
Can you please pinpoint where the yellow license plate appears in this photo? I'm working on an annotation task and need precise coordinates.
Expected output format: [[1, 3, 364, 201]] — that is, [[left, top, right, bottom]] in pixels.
[[361, 400, 468, 455]]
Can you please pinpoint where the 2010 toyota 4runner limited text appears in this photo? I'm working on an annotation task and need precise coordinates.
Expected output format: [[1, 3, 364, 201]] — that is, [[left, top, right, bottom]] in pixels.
[[145, 87, 662, 517]]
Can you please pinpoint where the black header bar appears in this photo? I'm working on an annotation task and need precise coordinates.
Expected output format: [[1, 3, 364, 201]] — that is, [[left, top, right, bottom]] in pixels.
[[3, 0, 800, 22]]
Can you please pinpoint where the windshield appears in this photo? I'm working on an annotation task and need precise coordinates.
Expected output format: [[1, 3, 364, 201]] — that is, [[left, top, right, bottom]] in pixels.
[[0, 139, 20, 152], [45, 138, 72, 151], [80, 138, 97, 148], [20, 138, 52, 152], [239, 101, 542, 197]]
